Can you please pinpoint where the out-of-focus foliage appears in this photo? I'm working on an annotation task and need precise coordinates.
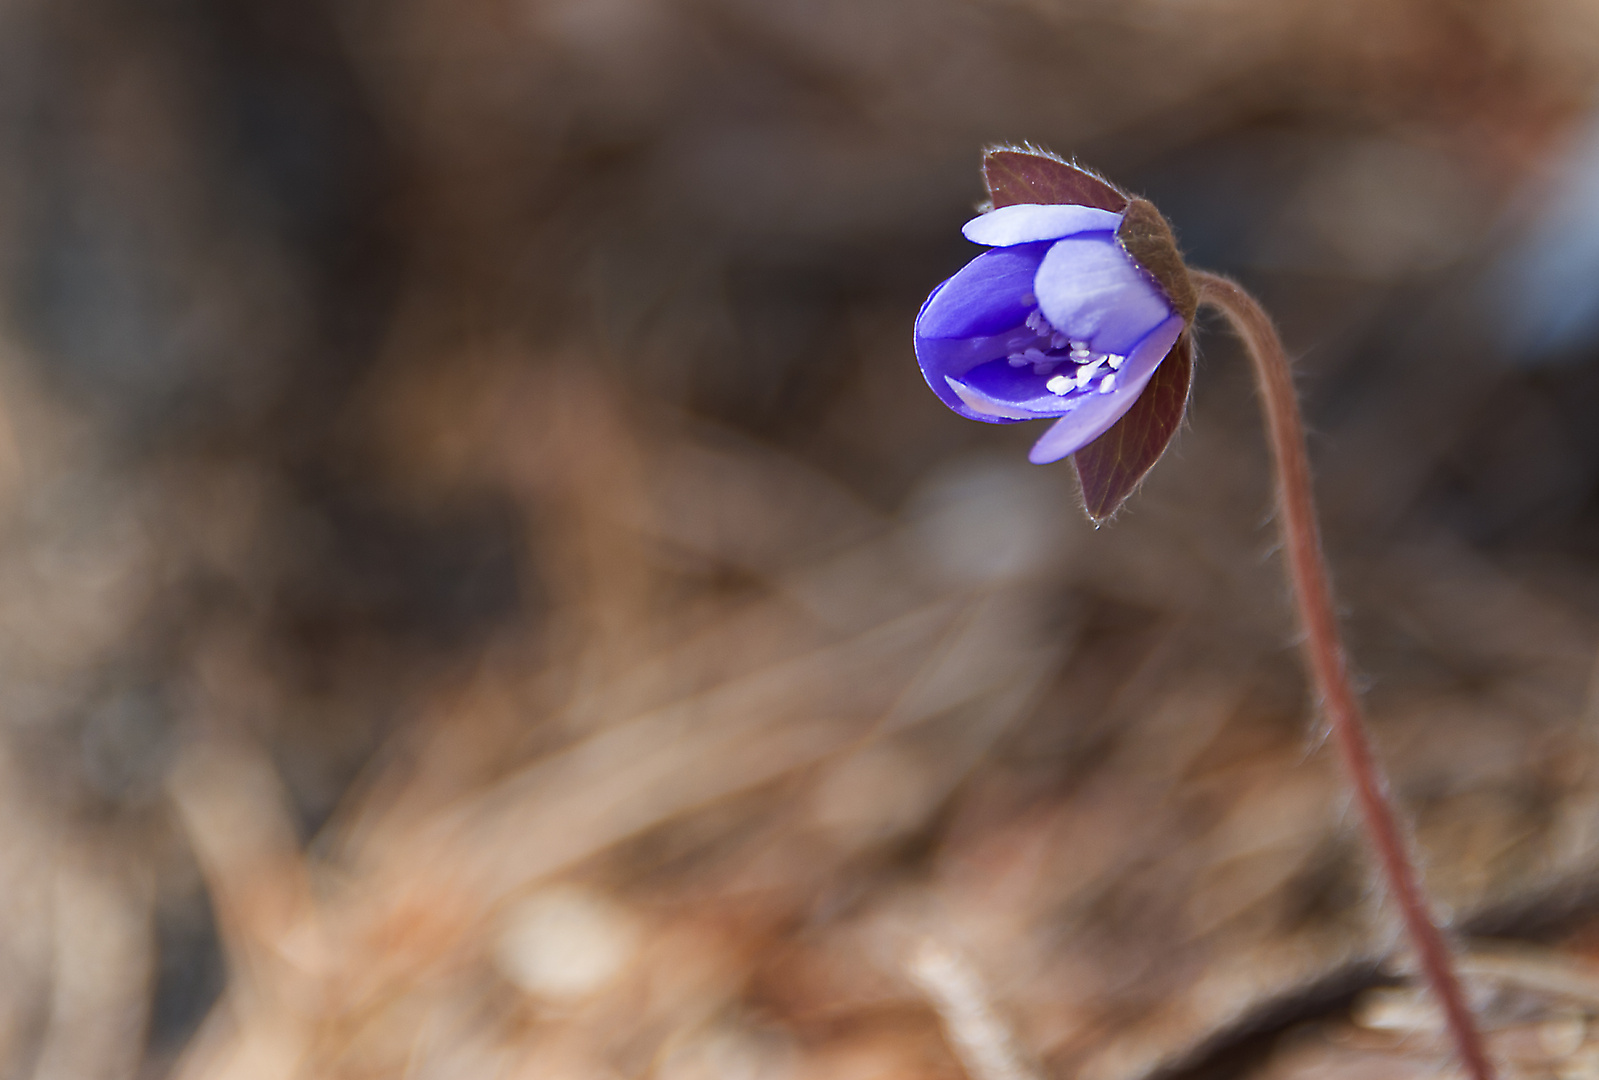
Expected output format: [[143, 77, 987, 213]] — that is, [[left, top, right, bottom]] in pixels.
[[3, 1, 1599, 1078]]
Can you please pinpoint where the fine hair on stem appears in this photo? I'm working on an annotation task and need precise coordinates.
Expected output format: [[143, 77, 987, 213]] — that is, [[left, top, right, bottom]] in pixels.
[[1191, 270, 1496, 1080]]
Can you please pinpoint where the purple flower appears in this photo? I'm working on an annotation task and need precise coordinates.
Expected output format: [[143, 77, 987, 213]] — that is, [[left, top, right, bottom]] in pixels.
[[916, 202, 1186, 465], [912, 150, 1199, 520]]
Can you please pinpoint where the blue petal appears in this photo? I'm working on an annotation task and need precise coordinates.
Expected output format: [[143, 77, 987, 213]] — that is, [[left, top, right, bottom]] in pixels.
[[944, 361, 1072, 418], [914, 285, 1036, 423], [1027, 314, 1186, 464], [916, 243, 1051, 340], [939, 313, 1183, 428], [1033, 236, 1173, 355], [961, 204, 1125, 247]]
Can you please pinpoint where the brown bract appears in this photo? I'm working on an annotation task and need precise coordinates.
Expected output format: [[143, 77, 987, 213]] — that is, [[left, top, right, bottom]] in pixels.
[[1073, 333, 1193, 521], [982, 148, 1128, 212], [1118, 199, 1198, 323]]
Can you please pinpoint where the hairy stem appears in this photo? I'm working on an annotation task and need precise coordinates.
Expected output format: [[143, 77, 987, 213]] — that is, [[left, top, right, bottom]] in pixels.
[[1190, 271, 1494, 1080]]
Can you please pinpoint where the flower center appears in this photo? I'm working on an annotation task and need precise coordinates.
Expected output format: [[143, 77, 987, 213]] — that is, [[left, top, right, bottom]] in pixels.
[[1003, 307, 1125, 396]]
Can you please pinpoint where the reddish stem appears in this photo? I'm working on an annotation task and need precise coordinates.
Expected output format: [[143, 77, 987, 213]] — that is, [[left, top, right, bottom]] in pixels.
[[1191, 271, 1495, 1080]]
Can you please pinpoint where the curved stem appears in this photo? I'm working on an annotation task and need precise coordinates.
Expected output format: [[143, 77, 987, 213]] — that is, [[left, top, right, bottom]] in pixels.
[[1191, 271, 1495, 1080]]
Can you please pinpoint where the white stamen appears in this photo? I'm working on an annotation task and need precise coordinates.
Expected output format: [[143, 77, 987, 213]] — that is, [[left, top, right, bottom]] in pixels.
[[1069, 340, 1089, 353], [1023, 348, 1047, 363], [1045, 374, 1072, 395], [1006, 354, 1029, 367], [1024, 309, 1050, 335], [1099, 373, 1117, 393], [1105, 354, 1124, 370], [1073, 358, 1105, 387], [1051, 332, 1072, 350]]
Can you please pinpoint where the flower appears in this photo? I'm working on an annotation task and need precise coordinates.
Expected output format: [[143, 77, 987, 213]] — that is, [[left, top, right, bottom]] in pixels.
[[915, 150, 1197, 519]]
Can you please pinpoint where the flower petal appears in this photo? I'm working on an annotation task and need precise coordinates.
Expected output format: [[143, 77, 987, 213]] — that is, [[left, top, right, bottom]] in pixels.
[[915, 337, 1030, 423], [914, 286, 1036, 424], [1033, 235, 1173, 355], [1027, 314, 1186, 464], [944, 361, 1075, 419], [916, 243, 1052, 340], [961, 204, 1124, 247]]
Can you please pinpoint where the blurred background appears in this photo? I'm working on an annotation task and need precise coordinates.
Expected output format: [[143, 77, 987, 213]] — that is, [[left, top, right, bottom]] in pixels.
[[4, 0, 1599, 1078]]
